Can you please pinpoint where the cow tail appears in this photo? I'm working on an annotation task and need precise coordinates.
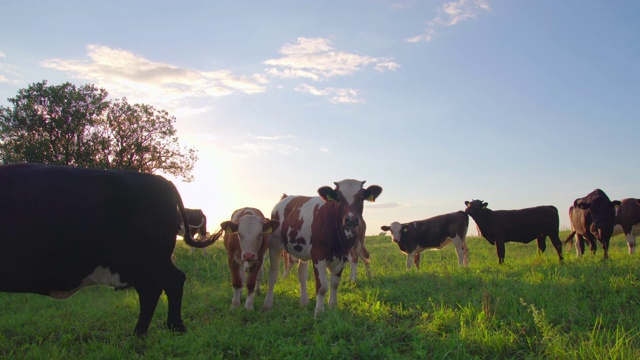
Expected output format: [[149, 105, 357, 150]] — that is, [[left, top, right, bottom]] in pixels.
[[564, 230, 576, 250], [173, 182, 221, 248]]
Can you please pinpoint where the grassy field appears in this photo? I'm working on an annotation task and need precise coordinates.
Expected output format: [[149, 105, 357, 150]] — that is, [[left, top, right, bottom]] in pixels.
[[1, 231, 640, 359]]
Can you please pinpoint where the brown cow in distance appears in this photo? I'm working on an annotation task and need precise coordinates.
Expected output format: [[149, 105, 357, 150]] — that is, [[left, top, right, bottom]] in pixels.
[[220, 207, 279, 310], [613, 198, 640, 254], [465, 200, 563, 264], [565, 189, 621, 259], [381, 211, 469, 270], [263, 179, 382, 316]]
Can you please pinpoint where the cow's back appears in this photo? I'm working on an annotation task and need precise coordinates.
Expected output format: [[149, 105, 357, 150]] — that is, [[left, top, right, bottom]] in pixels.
[[493, 206, 559, 238]]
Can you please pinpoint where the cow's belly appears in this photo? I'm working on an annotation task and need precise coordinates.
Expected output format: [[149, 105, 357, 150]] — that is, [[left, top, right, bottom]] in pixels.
[[49, 266, 129, 299], [613, 224, 640, 237], [418, 238, 452, 252]]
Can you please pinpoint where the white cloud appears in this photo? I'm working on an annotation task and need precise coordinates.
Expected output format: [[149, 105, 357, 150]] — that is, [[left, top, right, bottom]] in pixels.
[[408, 0, 490, 43], [0, 51, 5, 58], [295, 83, 365, 104], [264, 37, 399, 81], [0, 74, 8, 83], [223, 134, 299, 157], [41, 44, 267, 107]]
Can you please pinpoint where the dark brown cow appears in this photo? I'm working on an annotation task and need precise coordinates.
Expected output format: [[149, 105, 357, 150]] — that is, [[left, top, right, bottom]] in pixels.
[[613, 198, 640, 254], [564, 189, 621, 259], [220, 208, 279, 310], [381, 211, 469, 269], [177, 208, 208, 255], [0, 163, 220, 336], [263, 179, 382, 315], [465, 200, 563, 264]]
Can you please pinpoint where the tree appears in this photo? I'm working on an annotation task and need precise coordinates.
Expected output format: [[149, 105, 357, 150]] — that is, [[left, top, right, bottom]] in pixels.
[[0, 81, 197, 182]]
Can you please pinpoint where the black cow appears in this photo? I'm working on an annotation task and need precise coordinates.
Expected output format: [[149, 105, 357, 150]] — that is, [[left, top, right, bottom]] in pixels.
[[565, 189, 621, 258], [0, 163, 221, 336], [464, 200, 563, 264], [381, 211, 469, 270]]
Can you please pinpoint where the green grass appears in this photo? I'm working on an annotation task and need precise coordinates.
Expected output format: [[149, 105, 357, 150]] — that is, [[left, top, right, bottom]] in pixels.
[[1, 231, 640, 359]]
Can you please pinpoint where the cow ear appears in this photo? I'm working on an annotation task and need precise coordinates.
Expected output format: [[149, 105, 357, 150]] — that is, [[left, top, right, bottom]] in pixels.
[[380, 225, 390, 231], [220, 221, 238, 234], [263, 219, 280, 234], [402, 224, 409, 232], [612, 200, 622, 208], [482, 202, 488, 209], [364, 185, 383, 202], [465, 201, 470, 207], [318, 186, 338, 202]]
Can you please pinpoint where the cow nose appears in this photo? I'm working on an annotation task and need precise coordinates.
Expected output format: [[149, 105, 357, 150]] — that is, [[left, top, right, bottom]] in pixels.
[[345, 214, 359, 227], [242, 252, 256, 261]]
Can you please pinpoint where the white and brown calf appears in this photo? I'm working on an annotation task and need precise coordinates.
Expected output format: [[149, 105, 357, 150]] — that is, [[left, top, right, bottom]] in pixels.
[[220, 207, 279, 310]]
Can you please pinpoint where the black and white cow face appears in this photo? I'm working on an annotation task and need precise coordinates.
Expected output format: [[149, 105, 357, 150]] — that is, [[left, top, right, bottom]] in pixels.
[[381, 222, 412, 254], [318, 179, 382, 240]]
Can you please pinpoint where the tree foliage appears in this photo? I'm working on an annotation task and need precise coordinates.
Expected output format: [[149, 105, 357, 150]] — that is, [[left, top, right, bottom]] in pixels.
[[0, 81, 197, 182]]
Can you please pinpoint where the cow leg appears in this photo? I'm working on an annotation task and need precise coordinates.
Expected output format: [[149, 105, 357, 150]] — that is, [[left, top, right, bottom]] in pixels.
[[414, 253, 421, 269], [134, 285, 162, 337], [262, 247, 282, 310], [360, 246, 371, 278], [348, 252, 358, 282], [328, 270, 341, 310], [626, 233, 636, 254], [164, 266, 188, 333], [536, 236, 547, 254], [245, 263, 262, 310], [576, 234, 586, 256], [496, 240, 506, 264], [312, 260, 329, 316], [548, 233, 564, 261], [585, 233, 598, 255], [452, 235, 468, 266], [298, 261, 310, 306]]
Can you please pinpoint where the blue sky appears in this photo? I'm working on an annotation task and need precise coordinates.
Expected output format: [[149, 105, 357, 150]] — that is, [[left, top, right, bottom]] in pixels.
[[1, 1, 639, 236]]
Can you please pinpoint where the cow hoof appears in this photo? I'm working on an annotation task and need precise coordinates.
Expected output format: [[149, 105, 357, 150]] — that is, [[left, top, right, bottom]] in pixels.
[[168, 322, 187, 334]]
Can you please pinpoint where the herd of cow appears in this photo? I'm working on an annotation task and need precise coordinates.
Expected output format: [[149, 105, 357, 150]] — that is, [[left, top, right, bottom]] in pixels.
[[0, 163, 638, 337]]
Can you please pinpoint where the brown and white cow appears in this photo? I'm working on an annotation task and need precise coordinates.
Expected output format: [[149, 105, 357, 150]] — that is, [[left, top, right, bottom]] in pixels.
[[282, 218, 371, 282], [465, 200, 564, 264], [177, 208, 208, 255], [381, 211, 469, 270], [565, 189, 621, 259], [220, 208, 279, 310], [613, 198, 640, 254], [263, 179, 382, 316]]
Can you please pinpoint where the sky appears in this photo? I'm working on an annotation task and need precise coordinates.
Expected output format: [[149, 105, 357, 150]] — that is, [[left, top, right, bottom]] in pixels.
[[1, 1, 639, 237]]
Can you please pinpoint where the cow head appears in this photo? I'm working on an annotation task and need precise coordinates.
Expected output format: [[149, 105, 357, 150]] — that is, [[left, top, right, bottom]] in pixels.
[[575, 197, 621, 242], [318, 179, 382, 240], [221, 216, 280, 269], [465, 199, 488, 216], [381, 222, 412, 253]]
